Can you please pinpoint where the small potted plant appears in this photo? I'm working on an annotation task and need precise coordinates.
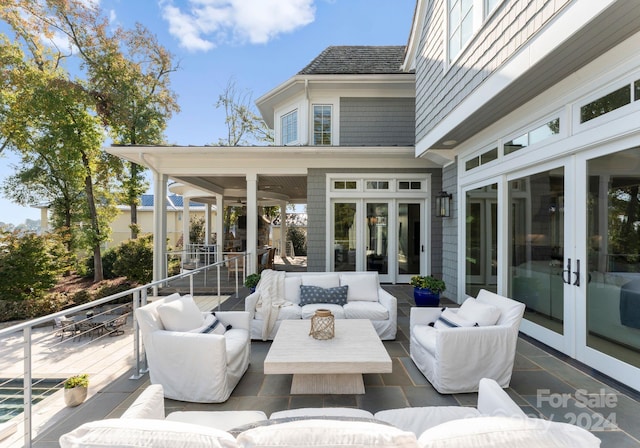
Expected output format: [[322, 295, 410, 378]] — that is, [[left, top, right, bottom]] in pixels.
[[244, 273, 261, 293], [410, 275, 446, 307], [63, 374, 89, 407]]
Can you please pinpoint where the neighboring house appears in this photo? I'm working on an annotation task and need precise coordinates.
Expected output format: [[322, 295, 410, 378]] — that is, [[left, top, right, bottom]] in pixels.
[[110, 194, 216, 249], [107, 1, 640, 391], [403, 0, 640, 391], [110, 46, 442, 285]]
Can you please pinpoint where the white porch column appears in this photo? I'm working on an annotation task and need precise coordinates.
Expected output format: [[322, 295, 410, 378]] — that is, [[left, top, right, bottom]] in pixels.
[[279, 201, 287, 258], [153, 172, 168, 282], [182, 197, 191, 254], [204, 203, 211, 245], [215, 194, 224, 258], [246, 173, 258, 275], [39, 206, 49, 235]]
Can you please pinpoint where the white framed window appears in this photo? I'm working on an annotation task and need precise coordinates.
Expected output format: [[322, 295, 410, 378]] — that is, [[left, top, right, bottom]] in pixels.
[[281, 110, 298, 145], [313, 104, 332, 145], [448, 0, 474, 62], [447, 0, 503, 64]]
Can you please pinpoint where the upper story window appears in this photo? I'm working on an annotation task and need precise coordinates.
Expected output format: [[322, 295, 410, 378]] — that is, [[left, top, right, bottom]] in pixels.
[[448, 0, 473, 62], [281, 110, 298, 145], [313, 105, 332, 145], [448, 0, 503, 63], [484, 0, 499, 17]]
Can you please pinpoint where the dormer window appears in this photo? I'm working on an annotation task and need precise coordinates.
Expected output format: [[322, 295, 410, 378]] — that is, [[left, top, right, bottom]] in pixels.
[[281, 110, 298, 145], [313, 105, 332, 145]]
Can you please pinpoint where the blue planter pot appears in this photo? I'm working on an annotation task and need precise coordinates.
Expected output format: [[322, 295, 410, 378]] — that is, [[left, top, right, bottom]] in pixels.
[[413, 287, 440, 307]]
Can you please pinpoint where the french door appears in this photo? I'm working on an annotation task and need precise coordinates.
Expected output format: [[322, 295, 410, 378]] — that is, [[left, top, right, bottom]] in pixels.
[[505, 147, 640, 387], [332, 199, 426, 283]]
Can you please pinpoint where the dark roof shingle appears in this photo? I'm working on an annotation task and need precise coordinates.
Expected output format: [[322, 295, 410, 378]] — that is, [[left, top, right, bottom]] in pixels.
[[298, 46, 409, 75]]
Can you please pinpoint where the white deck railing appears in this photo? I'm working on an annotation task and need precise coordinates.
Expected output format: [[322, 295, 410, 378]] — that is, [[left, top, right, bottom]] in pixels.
[[0, 251, 250, 448]]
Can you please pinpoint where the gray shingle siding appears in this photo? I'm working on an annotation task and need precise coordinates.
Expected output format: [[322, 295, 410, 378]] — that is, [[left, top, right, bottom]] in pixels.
[[416, 0, 569, 143], [340, 98, 415, 146], [306, 169, 327, 272], [441, 161, 458, 302]]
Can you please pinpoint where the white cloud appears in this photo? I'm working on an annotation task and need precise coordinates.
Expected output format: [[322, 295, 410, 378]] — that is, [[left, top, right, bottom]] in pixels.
[[159, 0, 316, 52]]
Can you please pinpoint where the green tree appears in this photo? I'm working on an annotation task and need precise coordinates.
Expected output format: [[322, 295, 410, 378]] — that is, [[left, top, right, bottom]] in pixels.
[[0, 230, 70, 302], [214, 78, 273, 146]]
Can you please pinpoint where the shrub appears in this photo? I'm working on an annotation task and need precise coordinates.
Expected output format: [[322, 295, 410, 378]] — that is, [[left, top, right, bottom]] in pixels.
[[112, 234, 153, 284], [0, 231, 70, 303], [287, 227, 307, 256]]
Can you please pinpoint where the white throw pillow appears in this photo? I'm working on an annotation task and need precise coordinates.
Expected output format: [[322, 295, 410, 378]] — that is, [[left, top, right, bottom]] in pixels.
[[188, 313, 229, 335], [283, 276, 302, 304], [417, 416, 601, 447], [433, 308, 477, 329], [157, 295, 204, 332], [59, 418, 239, 448], [301, 273, 340, 289], [458, 297, 501, 326], [235, 419, 419, 448], [340, 273, 379, 301]]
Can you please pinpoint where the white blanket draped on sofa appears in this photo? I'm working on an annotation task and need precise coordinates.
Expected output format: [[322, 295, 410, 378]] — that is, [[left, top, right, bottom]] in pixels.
[[255, 270, 289, 340]]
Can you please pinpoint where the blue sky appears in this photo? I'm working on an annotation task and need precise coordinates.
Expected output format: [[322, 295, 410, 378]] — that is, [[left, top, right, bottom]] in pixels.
[[0, 0, 416, 225]]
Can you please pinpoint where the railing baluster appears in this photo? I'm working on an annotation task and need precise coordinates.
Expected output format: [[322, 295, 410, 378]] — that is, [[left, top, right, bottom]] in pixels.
[[23, 326, 32, 448]]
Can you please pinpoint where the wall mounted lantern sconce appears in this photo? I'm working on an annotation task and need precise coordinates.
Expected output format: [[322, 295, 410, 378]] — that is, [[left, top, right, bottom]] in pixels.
[[435, 191, 453, 218]]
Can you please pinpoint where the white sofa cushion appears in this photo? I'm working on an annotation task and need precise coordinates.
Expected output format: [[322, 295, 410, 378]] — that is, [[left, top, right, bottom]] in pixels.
[[284, 277, 302, 304], [255, 305, 301, 321], [343, 301, 389, 320], [300, 303, 346, 319], [433, 308, 477, 329], [270, 407, 374, 419], [58, 418, 239, 448], [458, 298, 501, 326], [417, 416, 601, 447], [374, 407, 481, 436], [340, 273, 379, 301], [235, 419, 419, 448], [166, 410, 267, 431], [157, 295, 204, 331], [301, 273, 340, 288]]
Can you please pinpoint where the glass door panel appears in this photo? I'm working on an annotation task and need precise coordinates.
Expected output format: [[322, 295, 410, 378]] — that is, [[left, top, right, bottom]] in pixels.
[[366, 203, 388, 274], [508, 169, 565, 334], [333, 202, 357, 271], [465, 184, 498, 296], [397, 203, 422, 282], [586, 148, 640, 368]]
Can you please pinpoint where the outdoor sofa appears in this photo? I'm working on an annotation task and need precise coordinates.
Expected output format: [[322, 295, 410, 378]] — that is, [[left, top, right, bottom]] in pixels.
[[59, 379, 601, 447], [244, 270, 397, 340]]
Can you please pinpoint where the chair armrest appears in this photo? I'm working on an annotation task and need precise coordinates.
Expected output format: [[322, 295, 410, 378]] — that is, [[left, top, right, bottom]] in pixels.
[[477, 378, 526, 418], [245, 291, 260, 319], [215, 311, 250, 331], [120, 384, 165, 419], [410, 307, 443, 328], [435, 325, 519, 377], [377, 288, 397, 316]]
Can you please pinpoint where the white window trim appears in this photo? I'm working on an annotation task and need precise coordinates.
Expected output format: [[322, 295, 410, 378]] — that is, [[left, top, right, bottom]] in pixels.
[[572, 74, 640, 134], [280, 109, 299, 146], [309, 97, 339, 146], [312, 104, 333, 146], [444, 0, 504, 70], [502, 112, 564, 159]]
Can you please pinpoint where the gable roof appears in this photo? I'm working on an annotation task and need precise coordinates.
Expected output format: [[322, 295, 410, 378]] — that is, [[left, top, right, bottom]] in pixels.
[[298, 46, 410, 75]]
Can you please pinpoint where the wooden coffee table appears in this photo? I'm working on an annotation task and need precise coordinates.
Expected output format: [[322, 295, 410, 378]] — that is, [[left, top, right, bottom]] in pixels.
[[264, 319, 392, 394]]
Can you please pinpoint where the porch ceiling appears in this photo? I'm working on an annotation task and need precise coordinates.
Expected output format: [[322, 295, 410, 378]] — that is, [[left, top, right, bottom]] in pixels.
[[108, 145, 435, 205], [427, 0, 640, 152]]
